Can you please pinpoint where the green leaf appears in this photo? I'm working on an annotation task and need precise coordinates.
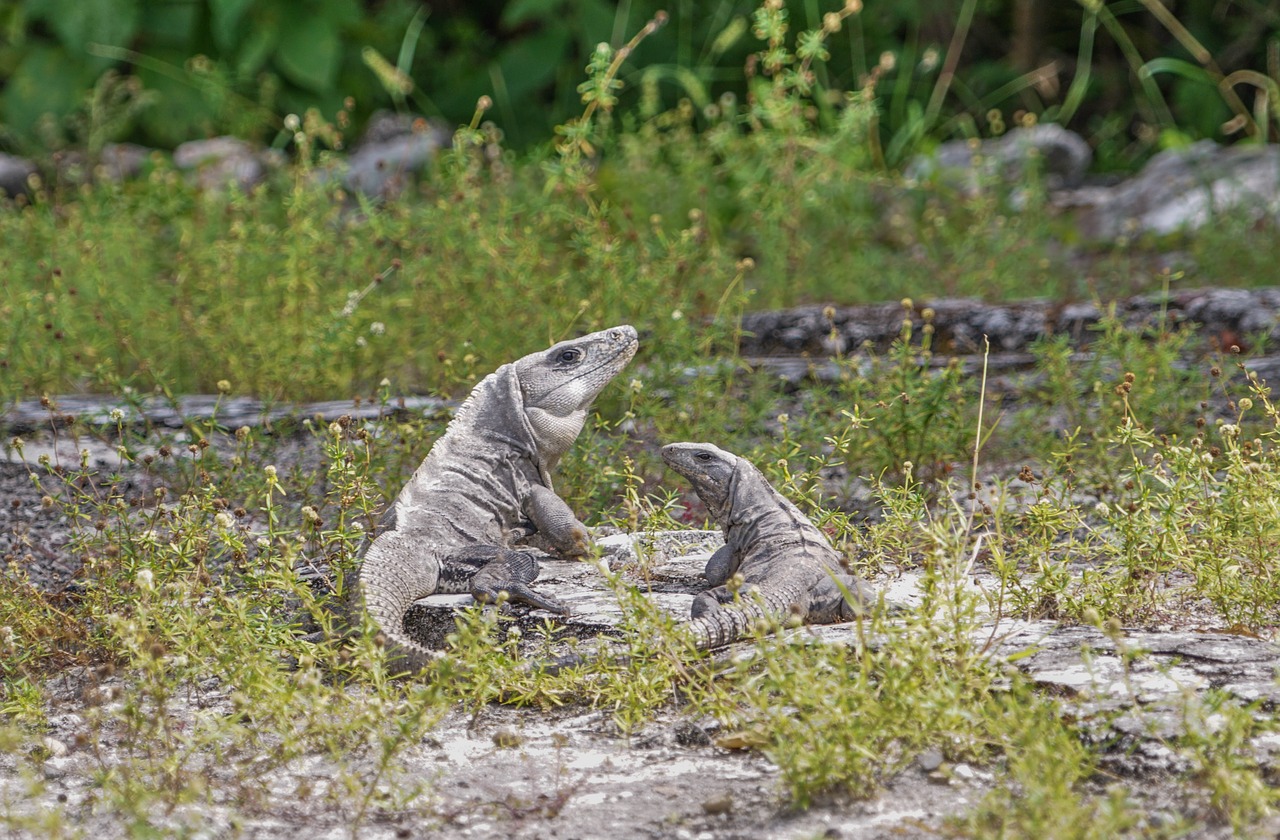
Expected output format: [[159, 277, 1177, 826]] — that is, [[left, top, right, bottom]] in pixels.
[[210, 0, 256, 52], [501, 0, 565, 28], [275, 16, 340, 92], [237, 25, 279, 78], [135, 49, 223, 147], [137, 0, 198, 46], [494, 24, 570, 99], [35, 0, 140, 59], [0, 44, 95, 140], [320, 0, 362, 27], [1139, 57, 1215, 85], [573, 0, 615, 47]]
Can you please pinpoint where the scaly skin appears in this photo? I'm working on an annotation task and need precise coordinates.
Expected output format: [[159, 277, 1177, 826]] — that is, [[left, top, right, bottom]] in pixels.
[[349, 325, 638, 675], [538, 441, 873, 673], [661, 442, 872, 650]]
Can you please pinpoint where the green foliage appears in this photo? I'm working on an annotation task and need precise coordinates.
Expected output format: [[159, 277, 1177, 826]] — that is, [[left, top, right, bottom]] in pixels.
[[5, 8, 1280, 834], [828, 306, 975, 478], [2, 0, 1279, 161]]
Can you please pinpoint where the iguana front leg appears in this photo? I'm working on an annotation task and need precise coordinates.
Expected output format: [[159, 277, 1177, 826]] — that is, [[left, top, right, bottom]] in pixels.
[[809, 572, 873, 622], [702, 543, 739, 587], [691, 583, 740, 618], [524, 484, 591, 558]]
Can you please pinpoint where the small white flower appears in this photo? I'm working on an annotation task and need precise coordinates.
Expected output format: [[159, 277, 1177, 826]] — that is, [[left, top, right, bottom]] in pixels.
[[671, 310, 683, 321], [215, 511, 235, 529], [284, 113, 301, 131], [356, 336, 367, 347], [109, 408, 124, 422], [1093, 502, 1110, 517], [136, 569, 154, 591], [370, 322, 385, 336]]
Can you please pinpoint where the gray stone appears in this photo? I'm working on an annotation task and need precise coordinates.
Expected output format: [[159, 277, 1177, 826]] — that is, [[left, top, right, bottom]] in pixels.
[[51, 143, 153, 185], [98, 143, 153, 181], [1, 394, 453, 435], [173, 136, 280, 191], [910, 124, 1092, 192], [915, 748, 944, 772], [737, 287, 1280, 366], [1056, 140, 1280, 239], [341, 112, 452, 198], [0, 152, 36, 199]]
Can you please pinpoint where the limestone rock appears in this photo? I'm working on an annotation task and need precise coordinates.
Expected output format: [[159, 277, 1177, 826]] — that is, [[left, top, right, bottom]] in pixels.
[[1056, 140, 1280, 240], [909, 124, 1092, 192], [174, 137, 281, 191], [340, 111, 452, 198], [0, 152, 36, 199]]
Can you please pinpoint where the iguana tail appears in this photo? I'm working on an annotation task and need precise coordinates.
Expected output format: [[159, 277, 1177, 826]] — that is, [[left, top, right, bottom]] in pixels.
[[685, 581, 808, 650], [528, 582, 810, 675], [356, 536, 445, 677]]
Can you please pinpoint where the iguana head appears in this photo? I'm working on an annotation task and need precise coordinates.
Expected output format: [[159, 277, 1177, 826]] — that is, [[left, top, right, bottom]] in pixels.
[[661, 442, 739, 526], [514, 325, 638, 461]]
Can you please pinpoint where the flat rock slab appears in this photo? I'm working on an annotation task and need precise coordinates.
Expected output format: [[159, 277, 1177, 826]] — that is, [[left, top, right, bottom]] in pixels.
[[2, 394, 452, 434], [740, 286, 1280, 358], [407, 531, 1280, 769]]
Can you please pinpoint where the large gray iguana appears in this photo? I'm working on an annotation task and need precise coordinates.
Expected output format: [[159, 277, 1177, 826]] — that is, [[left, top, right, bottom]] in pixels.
[[344, 325, 638, 674], [658, 441, 873, 650]]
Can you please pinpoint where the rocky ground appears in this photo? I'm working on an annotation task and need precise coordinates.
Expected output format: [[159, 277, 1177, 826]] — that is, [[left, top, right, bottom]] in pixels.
[[4, 498, 1279, 837], [6, 289, 1280, 837]]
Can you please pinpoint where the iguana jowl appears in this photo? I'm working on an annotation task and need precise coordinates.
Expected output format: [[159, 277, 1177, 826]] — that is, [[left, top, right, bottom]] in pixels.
[[661, 442, 872, 649], [351, 325, 638, 673]]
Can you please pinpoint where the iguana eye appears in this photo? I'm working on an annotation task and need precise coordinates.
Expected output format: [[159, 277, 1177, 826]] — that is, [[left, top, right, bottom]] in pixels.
[[557, 348, 582, 364], [695, 452, 712, 462]]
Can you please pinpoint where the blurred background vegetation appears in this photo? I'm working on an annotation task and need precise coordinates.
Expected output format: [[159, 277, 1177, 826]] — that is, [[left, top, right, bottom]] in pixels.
[[1, 0, 1278, 168], [3, 0, 1280, 401]]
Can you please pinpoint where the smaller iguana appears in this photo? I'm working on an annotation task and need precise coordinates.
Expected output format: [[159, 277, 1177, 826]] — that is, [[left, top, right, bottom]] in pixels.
[[659, 441, 873, 650], [539, 442, 873, 672], [344, 325, 638, 674]]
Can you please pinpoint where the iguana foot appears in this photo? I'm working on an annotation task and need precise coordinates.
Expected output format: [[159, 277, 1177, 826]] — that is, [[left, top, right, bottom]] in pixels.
[[691, 583, 746, 618], [470, 548, 570, 614], [475, 580, 569, 615]]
